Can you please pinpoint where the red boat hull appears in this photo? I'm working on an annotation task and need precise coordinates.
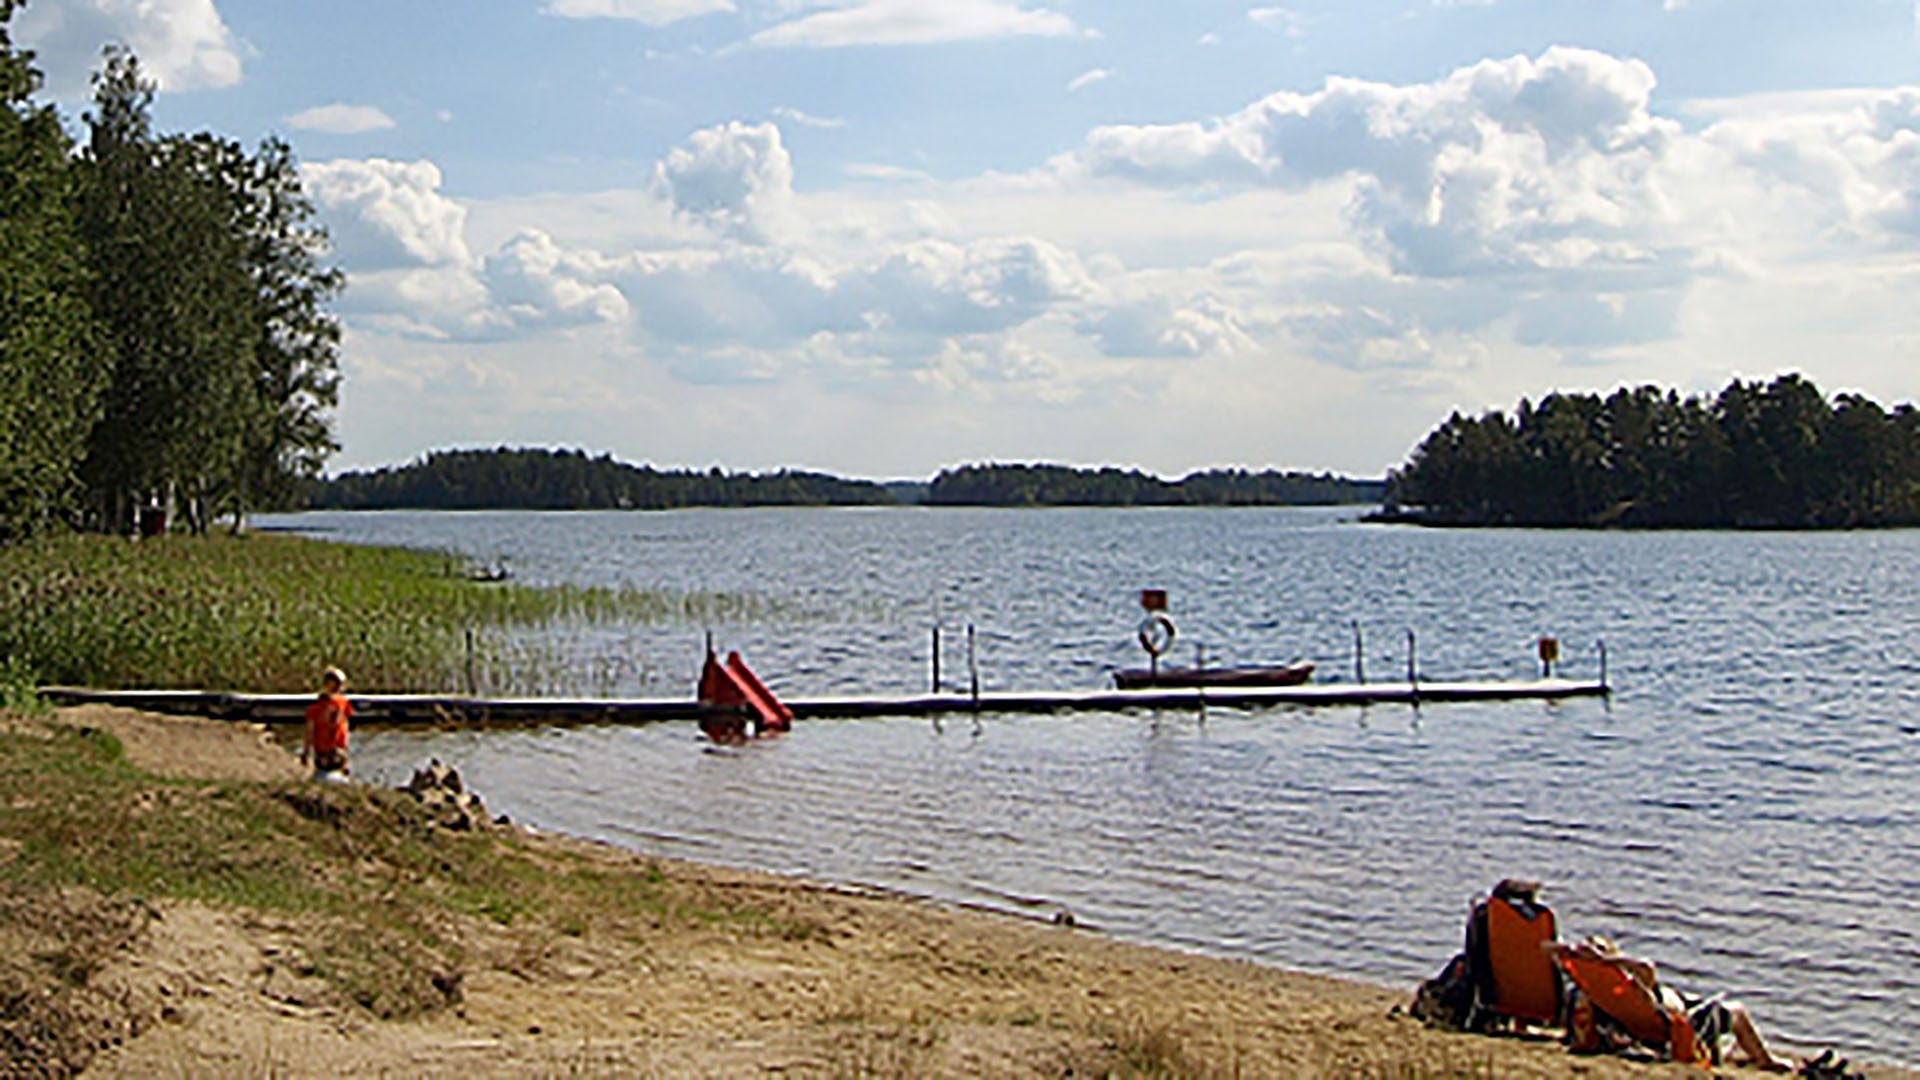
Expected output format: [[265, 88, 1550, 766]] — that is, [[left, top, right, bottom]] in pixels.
[[1113, 661, 1315, 690]]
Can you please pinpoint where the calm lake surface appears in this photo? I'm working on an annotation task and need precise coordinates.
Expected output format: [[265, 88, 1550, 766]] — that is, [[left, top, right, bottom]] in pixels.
[[259, 507, 1920, 1063]]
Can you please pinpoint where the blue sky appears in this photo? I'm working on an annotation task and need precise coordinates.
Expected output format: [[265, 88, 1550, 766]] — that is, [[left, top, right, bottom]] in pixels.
[[16, 0, 1920, 476]]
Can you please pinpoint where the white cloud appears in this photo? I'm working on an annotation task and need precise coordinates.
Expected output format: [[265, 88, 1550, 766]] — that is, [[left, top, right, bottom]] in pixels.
[[1678, 88, 1888, 125], [844, 163, 934, 183], [653, 121, 800, 243], [286, 104, 396, 135], [772, 106, 847, 129], [1082, 295, 1256, 358], [482, 230, 633, 331], [1075, 47, 1684, 280], [1066, 68, 1112, 94], [748, 0, 1077, 49], [852, 236, 1092, 336], [305, 158, 474, 269], [1247, 6, 1308, 37], [15, 0, 244, 96], [542, 0, 734, 25]]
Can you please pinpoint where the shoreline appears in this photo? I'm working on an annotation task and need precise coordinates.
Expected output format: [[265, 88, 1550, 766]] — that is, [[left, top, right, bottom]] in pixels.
[[9, 704, 1910, 1079]]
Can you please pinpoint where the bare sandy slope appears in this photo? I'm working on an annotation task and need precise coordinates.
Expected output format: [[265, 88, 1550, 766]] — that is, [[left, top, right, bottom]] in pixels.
[[44, 706, 1905, 1079]]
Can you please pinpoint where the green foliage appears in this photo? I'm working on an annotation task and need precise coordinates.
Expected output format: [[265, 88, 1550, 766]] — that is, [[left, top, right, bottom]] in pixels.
[[311, 446, 898, 510], [0, 532, 774, 692], [0, 4, 107, 543], [76, 51, 258, 534], [0, 14, 343, 540], [0, 654, 46, 715], [179, 132, 344, 518], [927, 462, 1386, 507], [1386, 375, 1920, 528]]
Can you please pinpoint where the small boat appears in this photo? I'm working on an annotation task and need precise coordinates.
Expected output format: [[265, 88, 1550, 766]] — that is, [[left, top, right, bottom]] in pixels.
[[1113, 661, 1315, 691]]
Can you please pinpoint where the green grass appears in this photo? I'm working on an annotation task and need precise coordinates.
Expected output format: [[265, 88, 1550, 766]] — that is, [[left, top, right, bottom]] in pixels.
[[0, 531, 777, 692], [0, 718, 791, 1044]]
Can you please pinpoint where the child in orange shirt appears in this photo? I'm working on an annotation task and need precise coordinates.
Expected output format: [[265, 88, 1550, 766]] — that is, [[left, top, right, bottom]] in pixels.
[[303, 666, 353, 781]]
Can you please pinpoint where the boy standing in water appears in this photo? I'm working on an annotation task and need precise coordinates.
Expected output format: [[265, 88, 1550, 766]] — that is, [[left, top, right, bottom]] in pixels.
[[303, 666, 353, 781]]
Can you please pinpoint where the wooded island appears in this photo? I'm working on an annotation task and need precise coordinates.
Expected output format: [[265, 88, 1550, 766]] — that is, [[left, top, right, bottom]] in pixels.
[[1386, 374, 1920, 528]]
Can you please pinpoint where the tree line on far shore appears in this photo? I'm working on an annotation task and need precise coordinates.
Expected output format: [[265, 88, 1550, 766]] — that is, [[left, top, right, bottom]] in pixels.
[[1386, 374, 1920, 527], [0, 6, 340, 542], [925, 463, 1385, 506], [308, 449, 1387, 510], [309, 448, 896, 510]]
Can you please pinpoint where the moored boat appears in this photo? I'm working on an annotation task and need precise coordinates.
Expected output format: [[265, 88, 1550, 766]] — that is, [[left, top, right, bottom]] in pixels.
[[1113, 660, 1315, 690]]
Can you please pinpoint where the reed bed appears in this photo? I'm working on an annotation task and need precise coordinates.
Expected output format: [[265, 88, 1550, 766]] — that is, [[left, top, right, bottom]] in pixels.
[[0, 532, 775, 693]]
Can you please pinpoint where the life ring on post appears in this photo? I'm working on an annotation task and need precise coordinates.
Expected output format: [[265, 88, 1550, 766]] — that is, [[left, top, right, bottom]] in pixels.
[[1137, 614, 1177, 658]]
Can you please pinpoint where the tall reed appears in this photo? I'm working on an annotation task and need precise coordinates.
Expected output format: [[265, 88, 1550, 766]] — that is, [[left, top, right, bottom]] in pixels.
[[0, 532, 773, 693]]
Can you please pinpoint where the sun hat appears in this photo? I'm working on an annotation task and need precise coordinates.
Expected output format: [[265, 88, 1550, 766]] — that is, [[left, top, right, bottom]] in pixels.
[[322, 665, 348, 688], [1582, 934, 1620, 957]]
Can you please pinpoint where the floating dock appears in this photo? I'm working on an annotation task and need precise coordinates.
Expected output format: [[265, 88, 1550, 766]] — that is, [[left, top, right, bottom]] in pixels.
[[43, 678, 1608, 727]]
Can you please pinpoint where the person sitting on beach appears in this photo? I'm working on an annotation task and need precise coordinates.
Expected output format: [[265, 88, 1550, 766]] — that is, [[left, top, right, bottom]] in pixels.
[[1546, 934, 1795, 1072], [302, 666, 353, 782], [1465, 878, 1563, 1029]]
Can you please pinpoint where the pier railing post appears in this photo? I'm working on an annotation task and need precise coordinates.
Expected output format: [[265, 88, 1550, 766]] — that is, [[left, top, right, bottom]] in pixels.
[[932, 624, 941, 694], [1352, 620, 1365, 684], [1406, 629, 1418, 696], [1598, 639, 1608, 690], [968, 623, 979, 710]]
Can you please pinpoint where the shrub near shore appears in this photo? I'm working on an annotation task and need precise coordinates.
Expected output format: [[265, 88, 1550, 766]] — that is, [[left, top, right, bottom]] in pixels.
[[0, 532, 769, 692]]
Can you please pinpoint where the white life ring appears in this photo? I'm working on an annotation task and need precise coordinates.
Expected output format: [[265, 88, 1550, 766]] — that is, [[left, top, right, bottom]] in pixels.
[[1138, 614, 1177, 658]]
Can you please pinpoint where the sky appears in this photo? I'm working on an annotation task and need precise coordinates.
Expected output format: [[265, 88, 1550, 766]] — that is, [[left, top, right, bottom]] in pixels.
[[15, 0, 1920, 478]]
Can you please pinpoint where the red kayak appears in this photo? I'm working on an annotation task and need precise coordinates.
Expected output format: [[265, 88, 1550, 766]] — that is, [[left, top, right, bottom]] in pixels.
[[1112, 661, 1315, 690]]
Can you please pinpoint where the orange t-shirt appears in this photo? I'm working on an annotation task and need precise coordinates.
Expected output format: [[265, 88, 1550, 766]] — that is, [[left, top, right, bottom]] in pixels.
[[305, 693, 352, 755]]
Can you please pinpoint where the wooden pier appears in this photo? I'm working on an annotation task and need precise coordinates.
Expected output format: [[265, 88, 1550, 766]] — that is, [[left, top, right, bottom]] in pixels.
[[43, 678, 1609, 727]]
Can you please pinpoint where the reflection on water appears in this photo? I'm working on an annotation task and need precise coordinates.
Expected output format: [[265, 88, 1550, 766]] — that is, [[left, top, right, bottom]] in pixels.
[[263, 508, 1920, 1064]]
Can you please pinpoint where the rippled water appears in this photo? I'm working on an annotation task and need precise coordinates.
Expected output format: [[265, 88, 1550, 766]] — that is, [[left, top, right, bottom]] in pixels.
[[260, 508, 1920, 1063]]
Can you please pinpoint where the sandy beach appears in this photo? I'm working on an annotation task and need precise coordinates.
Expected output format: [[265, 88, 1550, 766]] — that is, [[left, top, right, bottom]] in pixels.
[[6, 705, 1905, 1079]]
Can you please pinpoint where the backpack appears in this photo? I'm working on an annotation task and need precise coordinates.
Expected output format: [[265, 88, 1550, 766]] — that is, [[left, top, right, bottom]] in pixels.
[[1410, 952, 1487, 1031]]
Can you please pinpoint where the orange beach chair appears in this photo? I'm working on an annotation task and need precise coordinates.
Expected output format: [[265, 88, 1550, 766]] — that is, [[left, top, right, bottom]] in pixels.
[[1555, 950, 1710, 1067], [1483, 894, 1560, 1026]]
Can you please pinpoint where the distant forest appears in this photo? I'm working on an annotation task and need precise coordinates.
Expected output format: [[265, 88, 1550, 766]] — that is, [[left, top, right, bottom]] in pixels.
[[307, 449, 1386, 510], [927, 464, 1384, 506], [1386, 374, 1920, 528], [310, 448, 893, 510]]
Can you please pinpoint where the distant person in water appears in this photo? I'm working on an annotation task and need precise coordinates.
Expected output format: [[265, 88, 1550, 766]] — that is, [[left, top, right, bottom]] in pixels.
[[303, 666, 353, 782], [1547, 935, 1795, 1072]]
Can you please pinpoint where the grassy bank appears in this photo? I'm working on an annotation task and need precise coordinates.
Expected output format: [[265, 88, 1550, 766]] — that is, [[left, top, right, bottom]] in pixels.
[[0, 532, 772, 693], [0, 712, 825, 1077]]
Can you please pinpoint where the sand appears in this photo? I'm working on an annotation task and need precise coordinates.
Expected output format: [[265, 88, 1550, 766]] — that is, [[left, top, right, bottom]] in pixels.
[[34, 706, 1905, 1079]]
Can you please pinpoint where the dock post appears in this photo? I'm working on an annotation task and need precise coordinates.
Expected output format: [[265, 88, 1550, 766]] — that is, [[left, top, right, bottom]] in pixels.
[[465, 627, 477, 696], [968, 623, 979, 710], [1598, 639, 1608, 690], [1352, 621, 1365, 684], [932, 625, 941, 693], [1406, 629, 1418, 694]]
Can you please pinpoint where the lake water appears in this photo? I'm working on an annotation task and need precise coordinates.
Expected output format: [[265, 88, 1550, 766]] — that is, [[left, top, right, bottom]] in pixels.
[[259, 507, 1920, 1063]]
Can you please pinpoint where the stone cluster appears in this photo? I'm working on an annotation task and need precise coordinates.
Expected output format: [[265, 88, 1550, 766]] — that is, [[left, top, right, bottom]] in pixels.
[[401, 759, 500, 832]]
